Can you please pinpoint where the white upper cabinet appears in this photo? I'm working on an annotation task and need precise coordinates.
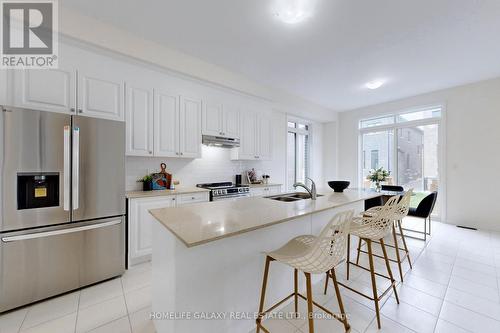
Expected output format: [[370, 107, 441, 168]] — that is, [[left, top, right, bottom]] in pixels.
[[257, 114, 273, 160], [126, 85, 154, 156], [232, 111, 272, 160], [234, 110, 257, 160], [11, 66, 76, 114], [126, 89, 201, 159], [77, 70, 124, 121], [179, 96, 202, 158], [202, 102, 240, 138], [202, 101, 223, 136], [9, 61, 124, 121], [154, 90, 179, 157], [223, 105, 240, 138]]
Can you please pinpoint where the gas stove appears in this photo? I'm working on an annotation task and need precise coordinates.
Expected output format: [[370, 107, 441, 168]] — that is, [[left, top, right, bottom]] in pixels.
[[196, 182, 250, 201]]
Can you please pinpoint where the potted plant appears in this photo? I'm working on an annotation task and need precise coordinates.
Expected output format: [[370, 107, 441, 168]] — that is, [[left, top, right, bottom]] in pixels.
[[366, 167, 390, 192], [138, 175, 153, 191]]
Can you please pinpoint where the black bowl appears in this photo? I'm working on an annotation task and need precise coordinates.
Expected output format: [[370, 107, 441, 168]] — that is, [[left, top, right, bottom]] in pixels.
[[328, 181, 350, 193]]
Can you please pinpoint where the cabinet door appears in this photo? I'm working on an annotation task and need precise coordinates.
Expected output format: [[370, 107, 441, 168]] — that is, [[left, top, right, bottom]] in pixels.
[[257, 115, 273, 160], [237, 111, 257, 160], [78, 70, 124, 121], [202, 102, 223, 136], [268, 185, 281, 195], [176, 192, 210, 206], [223, 106, 240, 138], [154, 90, 179, 157], [249, 188, 266, 197], [128, 196, 176, 265], [12, 67, 76, 114], [179, 96, 202, 158], [126, 85, 154, 156]]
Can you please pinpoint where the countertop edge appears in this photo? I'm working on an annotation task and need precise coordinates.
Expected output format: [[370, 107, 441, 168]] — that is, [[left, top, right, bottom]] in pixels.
[[149, 193, 380, 248]]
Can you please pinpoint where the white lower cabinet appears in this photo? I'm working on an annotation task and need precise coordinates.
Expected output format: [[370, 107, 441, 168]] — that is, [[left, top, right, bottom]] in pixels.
[[128, 192, 209, 265], [249, 185, 282, 197]]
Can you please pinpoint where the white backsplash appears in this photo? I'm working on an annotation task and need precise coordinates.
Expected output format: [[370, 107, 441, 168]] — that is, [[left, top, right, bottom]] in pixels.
[[126, 145, 277, 191]]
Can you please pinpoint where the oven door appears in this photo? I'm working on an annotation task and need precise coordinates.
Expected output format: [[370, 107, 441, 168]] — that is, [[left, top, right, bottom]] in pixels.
[[212, 193, 251, 201]]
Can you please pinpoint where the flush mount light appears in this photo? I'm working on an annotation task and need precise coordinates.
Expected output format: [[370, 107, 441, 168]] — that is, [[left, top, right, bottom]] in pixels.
[[365, 80, 385, 90], [272, 0, 316, 25]]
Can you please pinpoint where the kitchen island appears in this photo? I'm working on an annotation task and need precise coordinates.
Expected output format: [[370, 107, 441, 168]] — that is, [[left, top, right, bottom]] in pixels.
[[149, 189, 384, 333]]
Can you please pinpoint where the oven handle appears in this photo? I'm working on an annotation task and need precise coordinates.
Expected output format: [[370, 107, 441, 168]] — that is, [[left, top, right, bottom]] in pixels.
[[1, 219, 121, 243], [212, 193, 250, 201]]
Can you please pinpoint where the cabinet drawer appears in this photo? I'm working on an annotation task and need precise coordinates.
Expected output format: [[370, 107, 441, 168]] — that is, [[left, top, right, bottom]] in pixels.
[[176, 192, 209, 206]]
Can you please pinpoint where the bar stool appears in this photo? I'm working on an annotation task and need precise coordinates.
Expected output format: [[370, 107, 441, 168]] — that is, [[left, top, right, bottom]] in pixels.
[[339, 196, 400, 329], [356, 189, 414, 281], [256, 210, 353, 333], [406, 191, 438, 241]]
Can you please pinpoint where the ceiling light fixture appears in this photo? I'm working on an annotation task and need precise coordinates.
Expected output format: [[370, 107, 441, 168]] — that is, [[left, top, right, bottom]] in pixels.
[[272, 0, 316, 25], [365, 80, 385, 90]]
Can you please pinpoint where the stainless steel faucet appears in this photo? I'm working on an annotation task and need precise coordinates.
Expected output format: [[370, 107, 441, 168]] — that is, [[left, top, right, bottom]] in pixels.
[[293, 177, 317, 200]]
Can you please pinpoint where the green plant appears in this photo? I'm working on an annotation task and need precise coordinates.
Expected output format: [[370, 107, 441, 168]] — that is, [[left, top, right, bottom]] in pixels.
[[138, 175, 153, 183], [366, 167, 390, 182]]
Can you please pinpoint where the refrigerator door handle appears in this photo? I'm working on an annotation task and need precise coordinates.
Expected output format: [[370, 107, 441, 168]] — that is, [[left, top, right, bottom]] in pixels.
[[1, 219, 122, 242], [63, 126, 71, 211], [72, 126, 80, 210]]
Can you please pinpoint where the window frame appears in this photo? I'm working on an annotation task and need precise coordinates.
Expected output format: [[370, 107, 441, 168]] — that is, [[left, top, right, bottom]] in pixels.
[[286, 116, 312, 190], [357, 104, 447, 221]]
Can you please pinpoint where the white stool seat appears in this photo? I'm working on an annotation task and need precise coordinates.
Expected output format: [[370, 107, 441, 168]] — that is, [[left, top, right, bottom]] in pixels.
[[269, 235, 316, 260], [256, 210, 354, 333]]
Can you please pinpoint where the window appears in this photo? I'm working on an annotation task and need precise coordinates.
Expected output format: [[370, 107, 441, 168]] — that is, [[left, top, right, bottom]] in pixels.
[[287, 120, 310, 190], [370, 150, 379, 169], [359, 105, 443, 219]]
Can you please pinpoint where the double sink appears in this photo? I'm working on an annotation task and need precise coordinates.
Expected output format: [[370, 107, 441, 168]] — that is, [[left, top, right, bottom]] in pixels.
[[266, 192, 324, 202]]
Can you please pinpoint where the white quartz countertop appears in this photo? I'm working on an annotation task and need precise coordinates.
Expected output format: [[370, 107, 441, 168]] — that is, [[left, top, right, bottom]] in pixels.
[[126, 187, 209, 199], [149, 188, 384, 248]]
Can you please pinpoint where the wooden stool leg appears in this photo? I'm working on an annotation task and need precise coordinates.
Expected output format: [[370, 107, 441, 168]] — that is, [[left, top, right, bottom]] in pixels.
[[330, 267, 350, 332], [398, 220, 412, 269], [392, 223, 404, 281], [355, 237, 363, 265], [380, 239, 399, 304], [294, 269, 299, 316], [256, 256, 272, 332], [323, 271, 329, 295], [366, 239, 381, 329], [346, 234, 351, 280], [305, 272, 315, 333]]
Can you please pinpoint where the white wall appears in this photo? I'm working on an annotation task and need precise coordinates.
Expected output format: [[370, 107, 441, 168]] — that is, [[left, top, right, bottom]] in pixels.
[[322, 121, 338, 183], [337, 77, 500, 231]]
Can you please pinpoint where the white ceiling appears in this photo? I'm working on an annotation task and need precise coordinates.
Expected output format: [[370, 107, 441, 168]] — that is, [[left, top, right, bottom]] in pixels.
[[61, 0, 500, 112]]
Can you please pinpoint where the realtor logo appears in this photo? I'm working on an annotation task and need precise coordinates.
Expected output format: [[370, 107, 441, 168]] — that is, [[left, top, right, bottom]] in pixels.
[[1, 0, 58, 68]]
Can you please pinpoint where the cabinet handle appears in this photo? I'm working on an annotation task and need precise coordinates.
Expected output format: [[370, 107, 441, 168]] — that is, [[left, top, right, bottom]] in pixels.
[[78, 109, 83, 113], [70, 108, 75, 113], [149, 151, 152, 154], [172, 198, 176, 201], [191, 197, 195, 200], [180, 152, 183, 156]]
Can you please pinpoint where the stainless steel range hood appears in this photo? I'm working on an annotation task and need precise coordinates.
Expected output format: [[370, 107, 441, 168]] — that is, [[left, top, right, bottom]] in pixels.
[[202, 135, 240, 148]]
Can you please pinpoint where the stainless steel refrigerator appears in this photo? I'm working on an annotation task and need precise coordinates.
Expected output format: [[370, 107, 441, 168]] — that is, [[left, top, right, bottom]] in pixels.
[[0, 106, 125, 313]]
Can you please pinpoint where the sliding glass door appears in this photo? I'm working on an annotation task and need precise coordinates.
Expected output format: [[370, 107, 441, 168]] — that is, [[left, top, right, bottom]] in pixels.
[[359, 107, 443, 219]]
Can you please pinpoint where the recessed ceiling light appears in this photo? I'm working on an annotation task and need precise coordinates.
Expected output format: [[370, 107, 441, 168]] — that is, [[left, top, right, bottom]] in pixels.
[[272, 0, 315, 25], [365, 80, 385, 90]]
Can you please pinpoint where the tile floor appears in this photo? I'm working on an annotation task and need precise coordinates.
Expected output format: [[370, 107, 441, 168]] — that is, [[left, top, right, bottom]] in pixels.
[[0, 262, 154, 333], [2, 217, 500, 332], [253, 218, 500, 333]]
